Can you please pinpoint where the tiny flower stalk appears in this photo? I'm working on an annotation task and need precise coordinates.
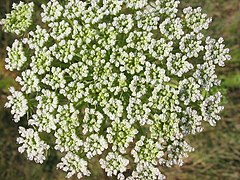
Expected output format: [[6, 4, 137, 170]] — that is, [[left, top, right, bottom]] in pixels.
[[2, 0, 230, 179]]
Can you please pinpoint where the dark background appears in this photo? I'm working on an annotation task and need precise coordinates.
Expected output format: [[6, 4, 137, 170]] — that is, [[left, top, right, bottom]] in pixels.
[[0, 0, 239, 179]]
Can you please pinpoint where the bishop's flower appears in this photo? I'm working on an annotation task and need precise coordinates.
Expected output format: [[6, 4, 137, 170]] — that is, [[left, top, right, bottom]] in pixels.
[[2, 0, 230, 179]]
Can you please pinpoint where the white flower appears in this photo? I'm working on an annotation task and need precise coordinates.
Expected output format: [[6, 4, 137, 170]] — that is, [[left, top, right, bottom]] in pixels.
[[159, 17, 184, 40], [164, 140, 194, 167], [179, 32, 204, 58], [84, 134, 108, 159], [181, 107, 203, 135], [63, 0, 87, 20], [129, 161, 165, 180], [50, 39, 75, 63], [5, 87, 28, 122], [16, 69, 41, 94], [127, 97, 152, 125], [49, 21, 72, 41], [54, 127, 83, 152], [42, 67, 66, 90], [150, 112, 182, 140], [36, 89, 58, 113], [106, 119, 138, 153], [125, 0, 148, 10], [82, 108, 103, 134], [149, 85, 181, 113], [0, 2, 34, 35], [57, 152, 90, 179], [166, 53, 194, 77], [17, 126, 49, 164], [183, 6, 212, 33], [193, 61, 220, 91], [65, 62, 89, 81], [5, 39, 27, 71], [28, 109, 58, 133], [41, 0, 63, 23], [99, 152, 129, 177], [131, 136, 164, 165], [112, 14, 134, 34], [3, 0, 231, 179], [178, 77, 203, 105], [56, 103, 80, 129], [23, 25, 50, 50], [155, 0, 180, 17], [30, 47, 53, 75], [201, 92, 224, 126], [103, 97, 124, 121], [204, 37, 231, 66]]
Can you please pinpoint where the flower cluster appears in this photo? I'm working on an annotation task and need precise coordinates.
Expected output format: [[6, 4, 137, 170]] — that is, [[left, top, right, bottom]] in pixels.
[[57, 152, 90, 179], [99, 152, 129, 177], [5, 87, 28, 122], [2, 0, 230, 179], [5, 39, 28, 71], [0, 2, 34, 35], [17, 126, 50, 164]]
